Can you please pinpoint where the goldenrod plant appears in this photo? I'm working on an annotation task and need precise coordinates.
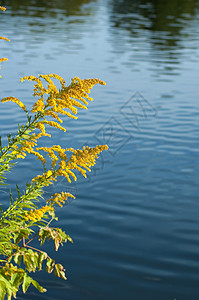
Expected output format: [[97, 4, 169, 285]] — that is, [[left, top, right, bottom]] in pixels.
[[0, 6, 108, 299]]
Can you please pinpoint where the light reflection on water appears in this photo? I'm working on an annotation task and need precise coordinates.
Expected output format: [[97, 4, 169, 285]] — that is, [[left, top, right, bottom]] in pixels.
[[1, 0, 199, 299]]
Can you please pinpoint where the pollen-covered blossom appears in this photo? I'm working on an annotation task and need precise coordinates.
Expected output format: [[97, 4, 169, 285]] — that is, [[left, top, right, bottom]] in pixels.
[[0, 58, 8, 63], [32, 98, 45, 113], [24, 206, 53, 222], [35, 144, 108, 183], [47, 192, 75, 207], [36, 145, 68, 168], [43, 120, 66, 132], [2, 263, 18, 277], [66, 145, 109, 177], [11, 135, 47, 164], [1, 97, 26, 111], [20, 74, 106, 126], [36, 122, 46, 135], [44, 110, 62, 123], [56, 145, 109, 182], [0, 36, 10, 41]]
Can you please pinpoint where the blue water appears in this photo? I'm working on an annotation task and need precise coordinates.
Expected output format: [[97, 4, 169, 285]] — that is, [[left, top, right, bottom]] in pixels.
[[1, 0, 199, 299]]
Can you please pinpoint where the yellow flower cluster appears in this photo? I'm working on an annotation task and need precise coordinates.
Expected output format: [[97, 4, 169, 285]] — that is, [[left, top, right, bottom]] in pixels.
[[11, 134, 49, 164], [20, 74, 106, 134], [2, 262, 18, 277], [43, 120, 66, 132], [31, 144, 108, 184], [0, 36, 10, 42], [36, 122, 46, 135], [0, 6, 6, 11], [0, 57, 8, 63], [36, 145, 67, 168], [1, 97, 26, 111], [24, 206, 53, 222], [47, 192, 75, 207], [65, 145, 109, 179]]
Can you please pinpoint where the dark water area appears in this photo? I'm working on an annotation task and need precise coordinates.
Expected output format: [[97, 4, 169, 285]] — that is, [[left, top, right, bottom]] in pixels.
[[0, 0, 199, 299]]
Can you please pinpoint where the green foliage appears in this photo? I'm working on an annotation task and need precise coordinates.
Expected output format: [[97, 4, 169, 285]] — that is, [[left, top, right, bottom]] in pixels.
[[0, 6, 108, 299]]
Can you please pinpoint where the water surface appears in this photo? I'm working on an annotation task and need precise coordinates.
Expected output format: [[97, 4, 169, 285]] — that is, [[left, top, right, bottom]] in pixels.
[[0, 0, 199, 299]]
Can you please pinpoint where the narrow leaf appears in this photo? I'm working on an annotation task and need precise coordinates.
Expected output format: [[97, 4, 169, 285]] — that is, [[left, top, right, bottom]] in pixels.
[[9, 188, 12, 205], [0, 282, 6, 300], [22, 273, 32, 293], [31, 279, 47, 293], [37, 252, 47, 271], [14, 253, 22, 266], [16, 184, 20, 198]]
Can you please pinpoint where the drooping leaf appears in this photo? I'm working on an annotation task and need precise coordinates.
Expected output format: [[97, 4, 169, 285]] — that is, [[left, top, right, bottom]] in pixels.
[[46, 258, 55, 274], [14, 253, 22, 266], [31, 279, 47, 293], [0, 282, 6, 300], [37, 252, 47, 271], [22, 273, 32, 293], [54, 263, 67, 280]]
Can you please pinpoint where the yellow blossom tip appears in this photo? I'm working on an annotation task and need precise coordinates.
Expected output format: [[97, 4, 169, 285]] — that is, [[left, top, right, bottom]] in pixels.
[[0, 37, 10, 42], [1, 97, 26, 111]]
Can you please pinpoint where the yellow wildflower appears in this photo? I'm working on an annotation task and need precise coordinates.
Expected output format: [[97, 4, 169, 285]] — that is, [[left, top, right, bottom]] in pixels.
[[16, 154, 26, 159], [24, 206, 53, 222], [46, 170, 53, 177], [30, 150, 46, 164], [67, 145, 109, 177], [57, 169, 71, 182], [47, 192, 75, 207], [31, 97, 45, 113], [1, 97, 26, 111], [44, 120, 66, 132], [0, 58, 8, 63], [21, 74, 106, 124], [36, 122, 46, 135], [21, 75, 37, 82], [0, 6, 6, 11], [0, 37, 10, 42], [44, 110, 63, 123]]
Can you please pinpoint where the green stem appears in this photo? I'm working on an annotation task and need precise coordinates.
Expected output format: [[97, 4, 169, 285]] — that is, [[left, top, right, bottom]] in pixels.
[[0, 113, 41, 159]]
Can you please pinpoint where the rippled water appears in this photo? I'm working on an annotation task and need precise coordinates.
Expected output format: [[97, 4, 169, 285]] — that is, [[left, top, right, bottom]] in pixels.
[[1, 0, 199, 299]]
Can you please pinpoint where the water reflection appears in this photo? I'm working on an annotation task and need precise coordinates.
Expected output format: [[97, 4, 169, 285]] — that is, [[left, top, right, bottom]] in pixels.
[[0, 0, 98, 65], [1, 1, 199, 300], [108, 0, 199, 75], [0, 0, 96, 16]]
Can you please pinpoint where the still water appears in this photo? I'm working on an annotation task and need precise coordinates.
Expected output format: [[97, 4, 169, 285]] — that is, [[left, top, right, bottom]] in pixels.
[[1, 0, 199, 299]]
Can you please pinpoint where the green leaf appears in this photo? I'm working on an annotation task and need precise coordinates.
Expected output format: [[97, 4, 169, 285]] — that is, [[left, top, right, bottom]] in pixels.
[[0, 282, 6, 300], [0, 205, 3, 215], [16, 184, 20, 198], [37, 252, 47, 271], [0, 274, 17, 298], [31, 279, 47, 293], [46, 258, 55, 274], [22, 273, 32, 293], [11, 272, 24, 290], [9, 189, 13, 206], [14, 253, 22, 266], [54, 264, 67, 280], [7, 133, 11, 143], [23, 249, 37, 272]]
